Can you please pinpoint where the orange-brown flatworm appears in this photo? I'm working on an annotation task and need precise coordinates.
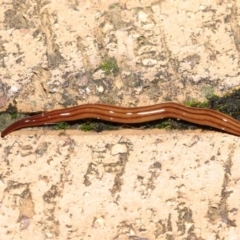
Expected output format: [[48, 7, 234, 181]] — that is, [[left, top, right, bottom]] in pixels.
[[1, 102, 240, 137]]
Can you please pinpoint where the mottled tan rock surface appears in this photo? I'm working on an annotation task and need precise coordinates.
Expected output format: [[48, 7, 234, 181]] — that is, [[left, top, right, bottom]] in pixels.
[[1, 0, 240, 239], [1, 130, 240, 239], [1, 0, 240, 110]]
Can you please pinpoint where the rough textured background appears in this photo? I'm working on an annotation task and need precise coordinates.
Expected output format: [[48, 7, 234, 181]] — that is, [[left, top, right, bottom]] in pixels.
[[1, 0, 240, 111], [1, 0, 240, 239], [1, 130, 240, 239]]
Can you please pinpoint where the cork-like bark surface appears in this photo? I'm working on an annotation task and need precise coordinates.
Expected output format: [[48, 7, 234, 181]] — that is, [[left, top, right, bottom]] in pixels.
[[1, 0, 240, 239], [1, 0, 240, 111], [1, 130, 240, 239]]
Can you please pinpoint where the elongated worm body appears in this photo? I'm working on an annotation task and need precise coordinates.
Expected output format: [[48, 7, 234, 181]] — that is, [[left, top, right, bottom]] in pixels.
[[1, 102, 240, 137]]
